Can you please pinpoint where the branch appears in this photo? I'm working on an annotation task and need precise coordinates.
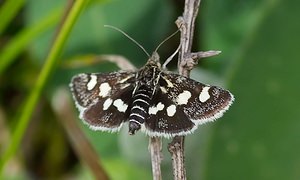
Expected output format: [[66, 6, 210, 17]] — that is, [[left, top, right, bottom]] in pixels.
[[149, 137, 163, 180], [168, 136, 186, 180], [177, 0, 201, 76], [168, 0, 201, 180], [52, 88, 109, 180]]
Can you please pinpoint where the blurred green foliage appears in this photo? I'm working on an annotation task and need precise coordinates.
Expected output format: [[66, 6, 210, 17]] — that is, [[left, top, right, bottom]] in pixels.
[[0, 0, 299, 179]]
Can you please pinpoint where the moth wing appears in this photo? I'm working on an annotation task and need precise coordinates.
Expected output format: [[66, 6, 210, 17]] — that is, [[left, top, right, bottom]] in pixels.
[[160, 72, 234, 125], [70, 71, 136, 132], [143, 88, 195, 138], [143, 72, 234, 138]]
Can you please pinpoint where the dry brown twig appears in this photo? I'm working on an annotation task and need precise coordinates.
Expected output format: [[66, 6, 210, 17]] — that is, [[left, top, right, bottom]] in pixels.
[[149, 137, 163, 180], [167, 0, 221, 180], [149, 0, 221, 179], [167, 1, 202, 179], [52, 89, 109, 180]]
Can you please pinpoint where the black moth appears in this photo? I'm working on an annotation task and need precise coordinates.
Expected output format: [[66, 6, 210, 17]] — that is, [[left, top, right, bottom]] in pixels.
[[70, 50, 234, 138]]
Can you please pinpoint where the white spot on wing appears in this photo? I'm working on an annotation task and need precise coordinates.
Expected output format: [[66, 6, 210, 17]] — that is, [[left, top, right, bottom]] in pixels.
[[199, 86, 210, 102], [87, 75, 97, 90], [113, 99, 128, 112], [166, 104, 176, 117], [99, 83, 111, 97], [192, 92, 235, 125], [157, 102, 165, 111], [176, 90, 192, 105], [103, 98, 113, 110], [149, 102, 165, 115]]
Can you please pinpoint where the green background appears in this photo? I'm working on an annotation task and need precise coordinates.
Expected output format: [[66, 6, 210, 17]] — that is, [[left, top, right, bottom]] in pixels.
[[0, 0, 299, 179]]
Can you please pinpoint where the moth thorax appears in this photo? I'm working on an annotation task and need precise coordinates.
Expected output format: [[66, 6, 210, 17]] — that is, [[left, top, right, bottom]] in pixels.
[[138, 66, 160, 86]]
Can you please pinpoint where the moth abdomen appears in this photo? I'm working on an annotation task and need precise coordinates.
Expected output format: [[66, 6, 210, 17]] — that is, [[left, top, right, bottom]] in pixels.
[[128, 86, 153, 134]]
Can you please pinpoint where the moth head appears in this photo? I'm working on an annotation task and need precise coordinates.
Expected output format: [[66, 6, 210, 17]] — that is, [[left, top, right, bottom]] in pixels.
[[147, 52, 161, 67]]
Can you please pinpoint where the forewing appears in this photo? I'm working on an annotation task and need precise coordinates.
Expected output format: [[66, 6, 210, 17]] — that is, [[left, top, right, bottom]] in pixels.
[[70, 71, 136, 132], [160, 72, 234, 124], [143, 72, 234, 138]]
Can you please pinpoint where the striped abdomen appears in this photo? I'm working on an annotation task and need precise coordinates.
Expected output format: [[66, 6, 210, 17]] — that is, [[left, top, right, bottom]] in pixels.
[[128, 85, 153, 135]]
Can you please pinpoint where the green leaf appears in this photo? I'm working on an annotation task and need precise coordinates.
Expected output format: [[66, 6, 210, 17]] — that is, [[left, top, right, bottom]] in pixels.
[[196, 0, 300, 179], [0, 0, 90, 174], [103, 158, 152, 180], [27, 0, 175, 66], [0, 0, 24, 35], [0, 9, 61, 75]]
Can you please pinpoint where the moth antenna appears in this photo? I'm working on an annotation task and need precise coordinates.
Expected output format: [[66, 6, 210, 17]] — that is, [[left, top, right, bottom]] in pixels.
[[104, 25, 150, 57], [154, 28, 180, 53]]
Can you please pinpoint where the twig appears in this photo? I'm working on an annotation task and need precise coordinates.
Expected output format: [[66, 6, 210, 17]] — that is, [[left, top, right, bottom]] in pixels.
[[168, 0, 201, 180], [52, 88, 109, 180], [0, 0, 88, 172], [149, 137, 163, 180], [177, 0, 201, 76], [168, 136, 186, 180], [63, 54, 136, 71], [97, 55, 137, 71], [191, 50, 222, 59]]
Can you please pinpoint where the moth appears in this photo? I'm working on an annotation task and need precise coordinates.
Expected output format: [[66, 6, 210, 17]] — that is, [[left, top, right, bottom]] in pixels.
[[70, 28, 234, 138]]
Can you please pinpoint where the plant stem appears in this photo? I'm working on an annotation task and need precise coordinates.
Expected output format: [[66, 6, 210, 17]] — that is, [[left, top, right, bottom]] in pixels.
[[0, 0, 89, 174], [0, 9, 61, 75], [52, 88, 109, 180], [168, 0, 201, 180], [168, 136, 186, 180], [149, 137, 163, 180], [0, 0, 24, 35]]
